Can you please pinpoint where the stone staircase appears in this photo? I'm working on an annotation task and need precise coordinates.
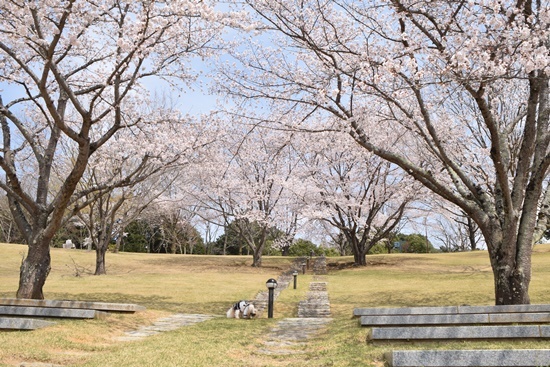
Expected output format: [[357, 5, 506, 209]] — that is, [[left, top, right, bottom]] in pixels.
[[297, 282, 331, 318]]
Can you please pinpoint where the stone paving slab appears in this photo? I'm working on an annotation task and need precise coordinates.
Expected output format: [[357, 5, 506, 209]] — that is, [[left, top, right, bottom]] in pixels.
[[0, 298, 145, 313], [355, 306, 458, 317], [114, 313, 216, 341], [361, 314, 490, 326], [354, 304, 550, 317], [361, 312, 550, 326], [386, 349, 550, 367], [0, 317, 56, 330], [459, 304, 550, 314], [257, 318, 332, 355], [368, 325, 545, 342], [539, 325, 550, 337], [489, 312, 550, 323], [0, 305, 99, 319]]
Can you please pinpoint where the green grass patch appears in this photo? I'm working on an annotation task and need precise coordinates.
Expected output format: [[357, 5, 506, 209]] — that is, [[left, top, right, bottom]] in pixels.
[[2, 243, 550, 366]]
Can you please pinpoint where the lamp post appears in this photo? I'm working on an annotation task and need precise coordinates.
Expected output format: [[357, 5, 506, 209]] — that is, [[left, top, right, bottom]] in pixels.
[[293, 271, 298, 289], [266, 278, 278, 318], [301, 262, 306, 274]]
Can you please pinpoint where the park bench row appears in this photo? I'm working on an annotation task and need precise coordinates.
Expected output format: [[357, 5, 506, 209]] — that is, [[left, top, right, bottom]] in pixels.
[[0, 298, 145, 331], [354, 304, 550, 367]]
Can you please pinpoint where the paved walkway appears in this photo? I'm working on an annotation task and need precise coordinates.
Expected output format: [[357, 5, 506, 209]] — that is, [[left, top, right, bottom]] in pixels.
[[257, 257, 332, 356], [115, 256, 332, 358], [114, 313, 216, 341]]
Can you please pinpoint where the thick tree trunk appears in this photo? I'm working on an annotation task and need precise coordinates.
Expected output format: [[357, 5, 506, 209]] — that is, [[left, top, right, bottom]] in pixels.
[[16, 238, 51, 299], [281, 246, 290, 256], [348, 235, 367, 266], [493, 264, 531, 305], [485, 224, 533, 305], [252, 247, 262, 267], [354, 251, 367, 266]]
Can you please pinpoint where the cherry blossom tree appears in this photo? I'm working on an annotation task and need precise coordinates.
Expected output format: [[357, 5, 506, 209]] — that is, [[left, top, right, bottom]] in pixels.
[[0, 0, 225, 298], [74, 166, 178, 275], [70, 110, 210, 274], [301, 133, 418, 265], [221, 0, 550, 304], [196, 122, 305, 266]]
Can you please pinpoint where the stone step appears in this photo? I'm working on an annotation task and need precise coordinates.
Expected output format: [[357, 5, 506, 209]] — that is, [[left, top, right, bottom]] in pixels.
[[0, 305, 102, 319], [386, 349, 550, 367], [0, 317, 56, 330], [360, 312, 550, 326], [299, 299, 330, 304], [298, 313, 332, 318], [354, 304, 550, 317], [298, 304, 330, 310], [298, 309, 331, 313], [298, 304, 331, 309], [309, 282, 328, 291], [299, 310, 331, 314], [367, 325, 550, 342], [0, 298, 145, 313]]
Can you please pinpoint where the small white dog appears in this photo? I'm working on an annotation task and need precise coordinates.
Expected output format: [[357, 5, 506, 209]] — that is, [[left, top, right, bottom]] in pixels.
[[226, 300, 257, 319]]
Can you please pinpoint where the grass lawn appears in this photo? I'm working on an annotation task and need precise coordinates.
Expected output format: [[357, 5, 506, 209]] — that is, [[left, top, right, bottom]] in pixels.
[[1, 243, 550, 366]]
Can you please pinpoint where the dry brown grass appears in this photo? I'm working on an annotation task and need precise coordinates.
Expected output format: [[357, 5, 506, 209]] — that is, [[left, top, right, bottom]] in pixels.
[[2, 243, 550, 367]]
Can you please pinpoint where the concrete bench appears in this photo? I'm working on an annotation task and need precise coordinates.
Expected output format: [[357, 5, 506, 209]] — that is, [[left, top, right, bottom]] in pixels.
[[354, 304, 550, 317], [367, 325, 550, 342], [0, 298, 145, 313], [360, 312, 550, 327], [0, 317, 56, 330], [386, 349, 550, 367], [0, 305, 104, 319]]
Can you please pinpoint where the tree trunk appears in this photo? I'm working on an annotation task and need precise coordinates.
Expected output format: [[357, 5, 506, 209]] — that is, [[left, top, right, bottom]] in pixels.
[[491, 237, 532, 305], [95, 240, 108, 275], [252, 247, 262, 267], [348, 235, 367, 266], [354, 251, 367, 266], [467, 217, 478, 251], [113, 235, 122, 253], [493, 264, 531, 305], [485, 225, 532, 305], [16, 238, 51, 299], [282, 246, 290, 256]]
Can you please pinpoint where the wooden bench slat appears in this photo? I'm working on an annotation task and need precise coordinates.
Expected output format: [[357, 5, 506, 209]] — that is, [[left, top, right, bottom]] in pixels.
[[386, 349, 550, 367]]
